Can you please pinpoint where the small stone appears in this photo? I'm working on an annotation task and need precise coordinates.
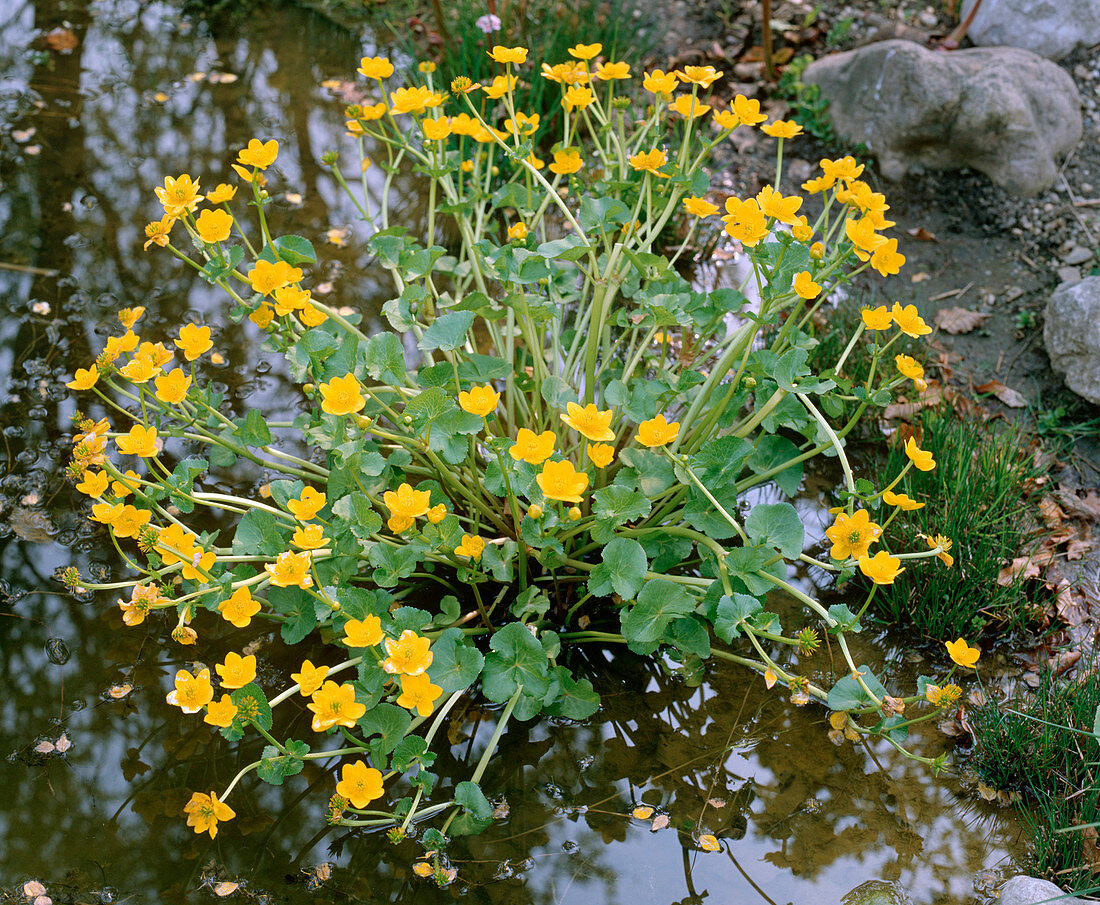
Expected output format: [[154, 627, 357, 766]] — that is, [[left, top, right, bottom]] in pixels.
[[959, 0, 1100, 61], [1045, 275, 1100, 402], [1003, 285, 1026, 302], [1062, 246, 1094, 266], [1057, 266, 1082, 284], [999, 875, 1088, 905]]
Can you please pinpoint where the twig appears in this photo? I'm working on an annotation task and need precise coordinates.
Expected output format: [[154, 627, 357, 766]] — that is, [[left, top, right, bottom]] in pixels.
[[0, 261, 58, 276], [929, 281, 973, 302]]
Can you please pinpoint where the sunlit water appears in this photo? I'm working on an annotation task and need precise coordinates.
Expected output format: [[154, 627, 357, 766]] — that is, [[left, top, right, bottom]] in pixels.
[[0, 2, 1024, 902]]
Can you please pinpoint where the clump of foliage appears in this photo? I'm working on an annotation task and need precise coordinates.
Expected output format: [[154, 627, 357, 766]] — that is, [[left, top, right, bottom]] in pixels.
[[63, 46, 975, 866], [872, 410, 1045, 638], [775, 54, 837, 145], [971, 670, 1100, 893]]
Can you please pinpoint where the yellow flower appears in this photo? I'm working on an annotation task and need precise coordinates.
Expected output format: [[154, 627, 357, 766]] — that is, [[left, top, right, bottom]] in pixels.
[[76, 470, 109, 497], [118, 583, 164, 626], [155, 174, 201, 217], [861, 306, 893, 330], [137, 340, 173, 368], [895, 354, 924, 382], [319, 373, 365, 416], [882, 491, 924, 511], [219, 587, 261, 628], [528, 504, 544, 520], [541, 62, 589, 85], [676, 65, 723, 88], [143, 215, 175, 250], [588, 443, 615, 468], [683, 196, 719, 218], [264, 551, 314, 588], [793, 271, 821, 300], [421, 116, 452, 141], [629, 149, 669, 177], [810, 241, 825, 259], [537, 459, 589, 503], [761, 119, 803, 139], [560, 402, 614, 441], [384, 483, 431, 519], [292, 524, 326, 550], [291, 660, 329, 696], [563, 85, 595, 111], [925, 682, 963, 706], [637, 414, 680, 447], [822, 155, 865, 182], [550, 148, 583, 175], [194, 208, 233, 244], [166, 667, 214, 713], [154, 367, 192, 404], [412, 862, 433, 878], [824, 509, 882, 560], [176, 323, 212, 361], [66, 366, 99, 390], [488, 45, 528, 64], [118, 355, 157, 383], [396, 673, 443, 717], [945, 638, 980, 668], [232, 163, 265, 184], [721, 197, 769, 247], [204, 694, 238, 728], [510, 428, 556, 464], [508, 221, 528, 241], [288, 486, 326, 521], [418, 61, 436, 73], [458, 385, 500, 417], [308, 681, 367, 731], [757, 185, 803, 225], [926, 533, 954, 567], [110, 469, 140, 498], [858, 551, 904, 585], [336, 760, 385, 809], [904, 436, 936, 472], [236, 138, 279, 169], [481, 74, 518, 100], [215, 652, 257, 690], [504, 112, 540, 136], [845, 216, 886, 257], [891, 303, 931, 337], [872, 238, 905, 276], [250, 304, 275, 328], [184, 791, 235, 838], [118, 305, 145, 328], [454, 534, 486, 561], [272, 285, 309, 315], [248, 259, 302, 296], [595, 61, 630, 80], [343, 615, 384, 648], [383, 630, 434, 675], [642, 69, 678, 97], [387, 513, 413, 534], [206, 183, 236, 204], [732, 94, 768, 125], [111, 504, 151, 539], [116, 424, 159, 458], [792, 214, 813, 242], [568, 42, 603, 60], [670, 94, 710, 119], [357, 56, 394, 80]]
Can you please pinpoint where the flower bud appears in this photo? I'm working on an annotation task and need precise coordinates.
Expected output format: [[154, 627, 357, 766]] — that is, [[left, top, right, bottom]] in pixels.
[[568, 506, 581, 521], [528, 504, 543, 520]]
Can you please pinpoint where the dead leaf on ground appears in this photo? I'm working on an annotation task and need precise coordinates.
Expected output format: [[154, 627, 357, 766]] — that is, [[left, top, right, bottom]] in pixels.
[[1039, 496, 1066, 530], [910, 272, 930, 283], [998, 550, 1057, 585], [1083, 825, 1100, 874], [1057, 490, 1100, 521], [976, 379, 1027, 408], [45, 28, 79, 52], [934, 307, 990, 334], [906, 227, 938, 241], [11, 507, 53, 543]]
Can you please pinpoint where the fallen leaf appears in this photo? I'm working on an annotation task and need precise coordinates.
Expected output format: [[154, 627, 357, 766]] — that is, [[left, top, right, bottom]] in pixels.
[[1083, 825, 1100, 874], [12, 127, 35, 142], [706, 798, 727, 808], [976, 379, 1027, 408], [1057, 490, 1100, 521], [11, 507, 53, 542], [214, 881, 240, 896], [977, 781, 998, 801], [55, 733, 71, 753], [23, 881, 46, 898], [910, 272, 931, 283], [1039, 496, 1066, 530], [631, 805, 654, 820], [1049, 649, 1081, 675], [934, 307, 990, 334], [107, 683, 133, 699], [998, 550, 1057, 585], [650, 814, 670, 831], [34, 739, 54, 754], [906, 227, 938, 241], [45, 27, 78, 52]]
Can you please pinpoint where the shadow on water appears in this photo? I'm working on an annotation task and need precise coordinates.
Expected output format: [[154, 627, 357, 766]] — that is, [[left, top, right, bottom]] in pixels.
[[0, 2, 1023, 903]]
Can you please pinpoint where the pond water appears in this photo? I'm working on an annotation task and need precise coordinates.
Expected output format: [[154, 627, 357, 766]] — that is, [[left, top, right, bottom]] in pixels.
[[0, 2, 1026, 903]]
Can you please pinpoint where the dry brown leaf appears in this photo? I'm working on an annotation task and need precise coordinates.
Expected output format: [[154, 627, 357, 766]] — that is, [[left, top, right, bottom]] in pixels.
[[23, 881, 46, 898], [1039, 496, 1066, 530], [934, 307, 990, 334], [1057, 490, 1100, 521], [1049, 649, 1082, 675], [1056, 584, 1093, 626], [998, 550, 1057, 585], [650, 814, 670, 832], [910, 272, 931, 283], [45, 28, 78, 52], [1083, 826, 1100, 874], [1066, 536, 1094, 560], [214, 881, 240, 897], [906, 227, 938, 241], [976, 379, 1027, 408]]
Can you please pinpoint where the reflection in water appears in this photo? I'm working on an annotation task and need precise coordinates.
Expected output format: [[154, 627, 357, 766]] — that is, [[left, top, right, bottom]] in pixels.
[[0, 2, 1020, 903]]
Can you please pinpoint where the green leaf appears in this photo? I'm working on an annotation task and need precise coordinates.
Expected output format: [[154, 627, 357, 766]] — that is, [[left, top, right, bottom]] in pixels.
[[588, 537, 648, 600], [390, 735, 430, 772], [357, 702, 412, 755], [669, 616, 711, 658], [417, 310, 475, 353], [267, 586, 318, 644], [617, 448, 676, 497], [271, 234, 317, 266], [540, 375, 578, 409], [331, 493, 383, 540], [481, 622, 550, 704], [257, 740, 309, 786], [621, 579, 695, 644], [545, 665, 600, 719], [591, 486, 651, 542], [231, 509, 285, 556], [747, 435, 804, 496], [365, 332, 406, 385], [827, 666, 888, 711], [235, 409, 272, 448], [578, 195, 631, 233], [827, 604, 862, 633], [427, 627, 485, 693], [454, 780, 493, 818], [231, 682, 272, 732], [536, 236, 590, 262], [745, 502, 804, 559], [713, 593, 763, 642]]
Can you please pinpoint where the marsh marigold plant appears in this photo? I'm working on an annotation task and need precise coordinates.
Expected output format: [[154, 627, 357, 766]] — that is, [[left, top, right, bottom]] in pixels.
[[64, 47, 968, 854]]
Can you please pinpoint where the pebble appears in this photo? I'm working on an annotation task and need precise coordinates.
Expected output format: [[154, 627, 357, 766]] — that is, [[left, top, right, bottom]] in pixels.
[[1058, 266, 1083, 284], [1062, 246, 1095, 265]]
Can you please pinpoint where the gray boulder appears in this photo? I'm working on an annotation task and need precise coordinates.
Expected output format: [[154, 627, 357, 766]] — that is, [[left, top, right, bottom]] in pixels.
[[1044, 276, 1100, 405], [959, 0, 1100, 61], [1000, 874, 1088, 905], [804, 41, 1081, 196]]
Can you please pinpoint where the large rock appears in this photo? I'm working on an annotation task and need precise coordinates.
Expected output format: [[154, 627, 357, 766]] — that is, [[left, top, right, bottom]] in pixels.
[[1045, 277, 1100, 404], [959, 0, 1100, 61], [1000, 875, 1088, 905], [841, 880, 912, 905], [804, 41, 1081, 196]]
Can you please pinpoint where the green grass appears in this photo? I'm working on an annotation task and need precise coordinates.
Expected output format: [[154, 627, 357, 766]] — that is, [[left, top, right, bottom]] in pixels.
[[970, 669, 1100, 894], [871, 410, 1047, 639]]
